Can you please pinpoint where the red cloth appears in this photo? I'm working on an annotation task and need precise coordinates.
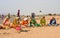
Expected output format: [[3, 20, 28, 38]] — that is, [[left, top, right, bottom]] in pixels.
[[3, 18, 9, 25], [21, 20, 28, 25]]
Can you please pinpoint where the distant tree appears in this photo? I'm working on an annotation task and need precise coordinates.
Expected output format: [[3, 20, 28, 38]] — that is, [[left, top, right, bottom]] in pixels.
[[48, 13, 52, 16], [0, 14, 1, 18], [13, 15, 16, 17], [53, 14, 56, 16], [40, 10, 42, 13]]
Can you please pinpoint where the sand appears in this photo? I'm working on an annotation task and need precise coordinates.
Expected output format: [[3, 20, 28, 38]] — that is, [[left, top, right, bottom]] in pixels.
[[0, 26, 60, 38], [0, 15, 60, 38]]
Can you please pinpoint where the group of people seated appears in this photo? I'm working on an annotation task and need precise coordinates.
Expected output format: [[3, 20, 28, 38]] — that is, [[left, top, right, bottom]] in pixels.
[[0, 16, 29, 32], [48, 17, 59, 26], [30, 16, 59, 27], [40, 16, 59, 26], [0, 16, 59, 31]]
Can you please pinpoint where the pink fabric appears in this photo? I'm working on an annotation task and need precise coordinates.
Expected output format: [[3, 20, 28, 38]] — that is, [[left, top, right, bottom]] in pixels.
[[15, 26, 21, 30]]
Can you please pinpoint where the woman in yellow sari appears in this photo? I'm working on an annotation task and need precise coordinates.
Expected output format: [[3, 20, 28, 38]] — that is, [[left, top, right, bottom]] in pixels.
[[40, 16, 46, 26], [10, 17, 20, 28], [11, 17, 21, 33]]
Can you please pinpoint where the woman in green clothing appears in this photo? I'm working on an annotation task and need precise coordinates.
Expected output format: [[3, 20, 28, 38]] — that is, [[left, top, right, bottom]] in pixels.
[[30, 13, 41, 27], [30, 18, 40, 27], [30, 18, 36, 27], [40, 16, 46, 26]]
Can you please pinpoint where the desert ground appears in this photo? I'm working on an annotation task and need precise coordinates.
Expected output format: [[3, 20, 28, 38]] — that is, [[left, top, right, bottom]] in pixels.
[[0, 15, 60, 38]]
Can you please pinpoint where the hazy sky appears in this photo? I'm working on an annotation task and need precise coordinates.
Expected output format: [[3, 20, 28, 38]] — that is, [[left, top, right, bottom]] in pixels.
[[0, 0, 60, 15]]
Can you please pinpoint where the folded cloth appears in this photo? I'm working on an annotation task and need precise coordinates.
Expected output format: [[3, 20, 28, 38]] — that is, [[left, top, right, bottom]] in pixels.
[[15, 26, 21, 30]]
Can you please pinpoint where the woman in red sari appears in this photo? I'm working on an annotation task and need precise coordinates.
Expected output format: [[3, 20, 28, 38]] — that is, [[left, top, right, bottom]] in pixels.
[[2, 16, 10, 29]]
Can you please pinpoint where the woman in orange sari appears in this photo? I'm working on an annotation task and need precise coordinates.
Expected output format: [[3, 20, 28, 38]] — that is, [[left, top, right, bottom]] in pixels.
[[21, 18, 28, 27]]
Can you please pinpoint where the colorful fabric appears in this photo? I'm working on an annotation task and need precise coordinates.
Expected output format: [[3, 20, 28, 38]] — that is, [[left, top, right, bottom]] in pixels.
[[30, 19, 40, 27], [12, 17, 20, 28], [21, 20, 28, 25], [31, 19, 36, 24], [15, 26, 21, 30], [12, 19, 19, 25], [34, 23, 40, 27], [50, 19, 56, 24], [13, 19, 17, 25], [3, 17, 10, 26], [40, 19, 46, 25]]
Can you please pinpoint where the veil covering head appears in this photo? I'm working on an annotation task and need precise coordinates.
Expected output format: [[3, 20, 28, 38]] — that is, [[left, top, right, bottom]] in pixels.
[[24, 18, 28, 21], [3, 16, 10, 25], [15, 17, 20, 20]]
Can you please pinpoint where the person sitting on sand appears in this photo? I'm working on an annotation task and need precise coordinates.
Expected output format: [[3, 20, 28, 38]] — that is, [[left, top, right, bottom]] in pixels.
[[30, 18, 40, 27], [2, 16, 10, 29], [21, 17, 28, 27], [40, 16, 46, 26], [48, 17, 59, 26], [10, 17, 21, 28], [30, 18, 36, 27], [10, 17, 21, 33], [30, 13, 40, 27]]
